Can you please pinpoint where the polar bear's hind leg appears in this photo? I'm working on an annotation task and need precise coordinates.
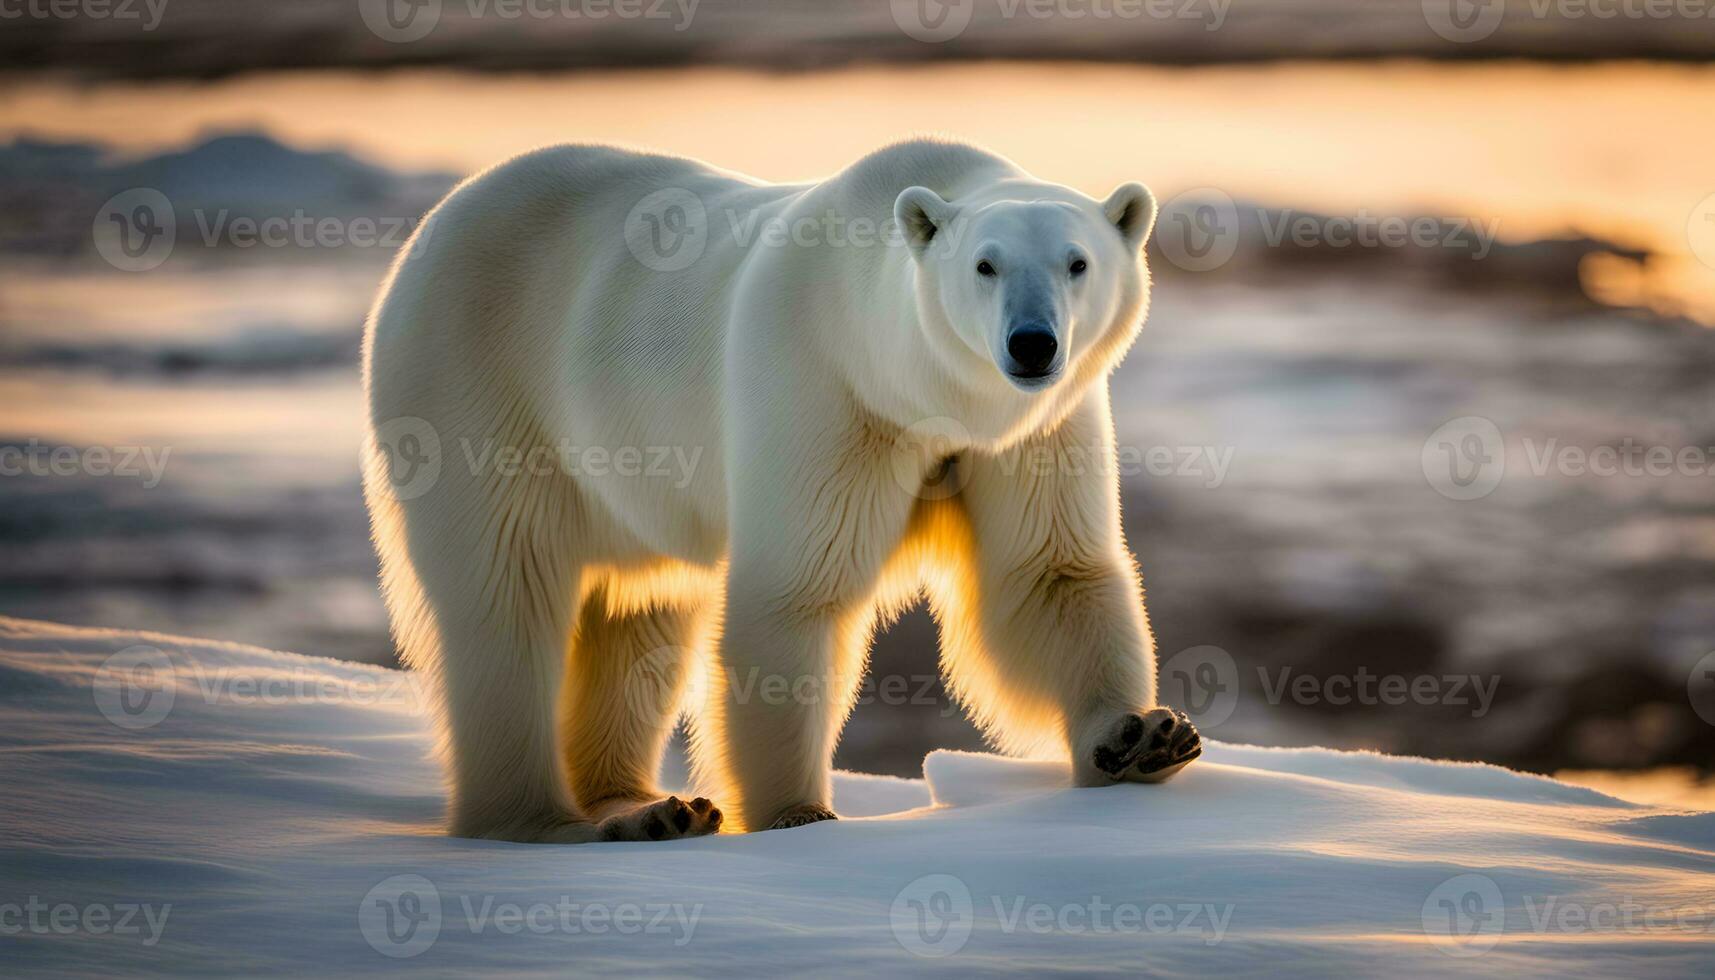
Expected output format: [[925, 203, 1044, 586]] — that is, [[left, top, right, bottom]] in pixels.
[[394, 457, 722, 843], [560, 582, 722, 834], [406, 467, 593, 843]]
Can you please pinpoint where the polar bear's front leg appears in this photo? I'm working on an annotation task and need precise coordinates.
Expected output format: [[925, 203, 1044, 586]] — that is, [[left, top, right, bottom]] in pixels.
[[716, 413, 921, 832], [717, 591, 851, 831], [951, 388, 1200, 786]]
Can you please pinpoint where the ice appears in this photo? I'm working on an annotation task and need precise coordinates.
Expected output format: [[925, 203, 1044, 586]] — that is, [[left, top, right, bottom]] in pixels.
[[2, 616, 1710, 976]]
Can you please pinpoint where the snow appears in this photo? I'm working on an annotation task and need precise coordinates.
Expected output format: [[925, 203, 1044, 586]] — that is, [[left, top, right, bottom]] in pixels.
[[2, 617, 1712, 977]]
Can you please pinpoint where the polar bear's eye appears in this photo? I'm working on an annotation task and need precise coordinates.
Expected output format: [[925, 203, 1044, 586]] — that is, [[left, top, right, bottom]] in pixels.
[[976, 260, 996, 278], [1069, 259, 1088, 277]]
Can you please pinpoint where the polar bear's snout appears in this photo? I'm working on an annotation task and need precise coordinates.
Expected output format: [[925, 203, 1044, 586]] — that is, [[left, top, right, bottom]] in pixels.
[[999, 269, 1066, 388], [1003, 321, 1059, 383]]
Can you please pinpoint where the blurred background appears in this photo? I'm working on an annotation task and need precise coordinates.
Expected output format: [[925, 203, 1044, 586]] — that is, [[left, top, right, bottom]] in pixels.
[[3, 0, 1714, 804]]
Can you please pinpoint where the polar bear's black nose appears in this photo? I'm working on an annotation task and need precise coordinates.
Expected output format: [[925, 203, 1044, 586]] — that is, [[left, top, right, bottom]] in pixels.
[[1006, 325, 1058, 377]]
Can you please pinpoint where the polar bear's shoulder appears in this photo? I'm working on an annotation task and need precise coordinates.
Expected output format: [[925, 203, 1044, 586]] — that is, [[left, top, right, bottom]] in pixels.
[[832, 137, 1023, 206], [458, 143, 750, 198]]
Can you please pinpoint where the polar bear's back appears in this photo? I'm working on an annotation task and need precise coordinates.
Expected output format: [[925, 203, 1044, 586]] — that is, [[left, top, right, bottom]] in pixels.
[[366, 143, 808, 561], [370, 138, 1017, 393]]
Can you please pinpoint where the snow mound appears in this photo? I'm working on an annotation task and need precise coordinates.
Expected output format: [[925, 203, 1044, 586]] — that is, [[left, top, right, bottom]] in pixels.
[[2, 617, 1711, 976]]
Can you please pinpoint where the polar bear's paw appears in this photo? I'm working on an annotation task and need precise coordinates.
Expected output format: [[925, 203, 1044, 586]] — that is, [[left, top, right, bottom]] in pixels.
[[767, 803, 838, 831], [598, 796, 724, 842], [1092, 708, 1201, 784]]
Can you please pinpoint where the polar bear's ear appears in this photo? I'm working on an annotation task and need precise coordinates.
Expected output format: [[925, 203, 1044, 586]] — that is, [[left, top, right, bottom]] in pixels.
[[895, 186, 954, 259], [1103, 182, 1158, 252]]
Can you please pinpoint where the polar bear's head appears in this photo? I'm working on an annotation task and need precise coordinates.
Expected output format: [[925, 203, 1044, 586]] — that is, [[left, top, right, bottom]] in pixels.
[[895, 180, 1157, 394]]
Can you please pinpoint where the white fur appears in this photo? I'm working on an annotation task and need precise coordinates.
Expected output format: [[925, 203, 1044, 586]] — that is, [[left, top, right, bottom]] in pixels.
[[362, 138, 1171, 840]]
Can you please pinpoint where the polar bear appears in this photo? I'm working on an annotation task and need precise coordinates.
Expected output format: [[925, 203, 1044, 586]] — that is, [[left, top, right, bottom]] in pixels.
[[362, 138, 1199, 843]]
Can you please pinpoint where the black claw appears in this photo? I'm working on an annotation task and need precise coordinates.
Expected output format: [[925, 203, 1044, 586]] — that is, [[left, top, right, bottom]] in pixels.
[[1123, 710, 1204, 780], [770, 804, 837, 829]]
